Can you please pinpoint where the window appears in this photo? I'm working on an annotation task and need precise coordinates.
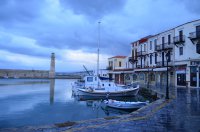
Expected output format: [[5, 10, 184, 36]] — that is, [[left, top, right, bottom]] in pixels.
[[139, 73, 144, 80], [179, 30, 183, 41], [179, 47, 183, 55], [154, 39, 157, 45], [162, 37, 165, 44], [196, 43, 200, 54], [150, 55, 152, 64], [133, 74, 137, 81], [150, 41, 152, 50], [119, 61, 122, 67], [168, 35, 171, 44], [196, 25, 200, 37], [150, 73, 155, 81], [87, 77, 93, 82], [155, 53, 157, 64], [154, 39, 157, 50]]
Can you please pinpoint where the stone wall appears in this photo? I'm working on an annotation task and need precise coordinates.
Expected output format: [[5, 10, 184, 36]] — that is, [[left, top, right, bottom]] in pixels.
[[0, 69, 49, 78]]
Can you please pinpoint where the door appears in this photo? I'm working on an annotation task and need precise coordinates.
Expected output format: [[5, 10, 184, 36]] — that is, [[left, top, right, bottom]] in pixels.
[[199, 67, 200, 87], [162, 52, 164, 66], [177, 73, 186, 86], [190, 67, 197, 87]]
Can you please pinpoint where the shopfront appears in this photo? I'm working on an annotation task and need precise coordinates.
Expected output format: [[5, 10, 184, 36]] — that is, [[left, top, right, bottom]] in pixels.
[[190, 66, 197, 87], [190, 61, 200, 87], [176, 69, 186, 86]]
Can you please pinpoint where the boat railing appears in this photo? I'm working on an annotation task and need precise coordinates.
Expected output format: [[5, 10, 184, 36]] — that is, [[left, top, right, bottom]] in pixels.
[[124, 81, 139, 89]]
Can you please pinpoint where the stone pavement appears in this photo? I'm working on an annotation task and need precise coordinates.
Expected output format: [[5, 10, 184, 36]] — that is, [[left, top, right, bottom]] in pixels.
[[1, 88, 200, 132]]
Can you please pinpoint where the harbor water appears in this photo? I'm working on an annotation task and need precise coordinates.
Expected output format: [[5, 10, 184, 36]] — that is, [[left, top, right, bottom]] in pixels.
[[0, 79, 148, 128]]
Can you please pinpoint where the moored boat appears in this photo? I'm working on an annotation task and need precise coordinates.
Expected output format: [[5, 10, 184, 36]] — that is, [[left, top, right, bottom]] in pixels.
[[103, 99, 149, 110], [72, 75, 139, 97]]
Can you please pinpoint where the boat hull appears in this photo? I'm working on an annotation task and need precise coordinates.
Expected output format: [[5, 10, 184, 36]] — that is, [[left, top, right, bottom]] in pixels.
[[76, 87, 139, 97], [104, 100, 148, 110]]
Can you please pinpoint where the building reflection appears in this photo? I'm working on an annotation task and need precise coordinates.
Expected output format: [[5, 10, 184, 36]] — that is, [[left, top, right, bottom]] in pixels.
[[197, 88, 200, 111], [50, 79, 55, 104]]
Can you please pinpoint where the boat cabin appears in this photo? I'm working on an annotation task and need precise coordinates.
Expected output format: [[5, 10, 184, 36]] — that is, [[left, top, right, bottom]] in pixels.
[[84, 75, 116, 89]]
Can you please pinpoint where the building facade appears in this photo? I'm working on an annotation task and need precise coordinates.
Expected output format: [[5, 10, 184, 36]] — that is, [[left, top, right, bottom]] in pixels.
[[108, 56, 133, 84], [174, 20, 200, 87], [108, 19, 200, 88]]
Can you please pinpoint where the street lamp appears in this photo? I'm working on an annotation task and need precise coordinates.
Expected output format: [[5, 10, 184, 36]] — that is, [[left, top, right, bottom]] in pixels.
[[165, 51, 170, 99]]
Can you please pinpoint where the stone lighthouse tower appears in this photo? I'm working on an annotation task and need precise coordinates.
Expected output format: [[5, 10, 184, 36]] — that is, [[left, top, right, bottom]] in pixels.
[[49, 53, 55, 78]]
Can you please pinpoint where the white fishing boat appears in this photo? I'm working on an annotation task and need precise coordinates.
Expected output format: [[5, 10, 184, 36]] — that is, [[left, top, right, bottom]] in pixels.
[[72, 76, 139, 97], [103, 99, 149, 110]]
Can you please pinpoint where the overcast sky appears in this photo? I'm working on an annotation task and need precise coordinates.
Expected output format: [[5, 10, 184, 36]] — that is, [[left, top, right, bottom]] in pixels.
[[0, 0, 200, 72]]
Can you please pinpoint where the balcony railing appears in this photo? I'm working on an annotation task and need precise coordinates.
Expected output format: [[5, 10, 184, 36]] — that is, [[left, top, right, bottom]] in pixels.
[[156, 61, 173, 67], [137, 51, 147, 56], [189, 31, 200, 40], [163, 43, 173, 49], [128, 57, 137, 64], [173, 35, 185, 44], [155, 43, 173, 51], [155, 45, 161, 51], [156, 61, 162, 67], [106, 66, 113, 70], [136, 65, 141, 68]]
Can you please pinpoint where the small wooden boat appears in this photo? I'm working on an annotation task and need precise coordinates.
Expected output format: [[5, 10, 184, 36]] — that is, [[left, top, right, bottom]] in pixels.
[[104, 99, 148, 110]]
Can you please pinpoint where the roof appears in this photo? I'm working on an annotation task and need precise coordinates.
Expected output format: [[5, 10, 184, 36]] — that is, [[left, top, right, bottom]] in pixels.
[[130, 19, 200, 45], [131, 35, 153, 45], [109, 56, 127, 59]]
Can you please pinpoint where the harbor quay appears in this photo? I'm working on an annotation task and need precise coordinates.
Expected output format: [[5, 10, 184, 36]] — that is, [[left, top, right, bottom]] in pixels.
[[1, 86, 199, 132]]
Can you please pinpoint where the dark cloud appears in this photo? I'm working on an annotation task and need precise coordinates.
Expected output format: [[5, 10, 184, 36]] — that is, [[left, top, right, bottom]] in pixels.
[[0, 0, 45, 26], [181, 0, 200, 14], [59, 0, 126, 19]]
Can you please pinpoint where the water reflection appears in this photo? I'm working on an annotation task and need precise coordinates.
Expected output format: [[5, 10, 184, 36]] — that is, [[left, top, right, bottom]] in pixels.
[[0, 79, 149, 128], [72, 94, 145, 117], [50, 79, 55, 105]]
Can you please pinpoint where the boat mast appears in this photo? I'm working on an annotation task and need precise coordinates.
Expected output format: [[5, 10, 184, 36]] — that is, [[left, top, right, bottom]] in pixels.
[[97, 21, 101, 88], [97, 21, 101, 77]]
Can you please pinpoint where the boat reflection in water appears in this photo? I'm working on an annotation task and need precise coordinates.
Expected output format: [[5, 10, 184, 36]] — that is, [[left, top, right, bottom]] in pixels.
[[72, 94, 148, 116]]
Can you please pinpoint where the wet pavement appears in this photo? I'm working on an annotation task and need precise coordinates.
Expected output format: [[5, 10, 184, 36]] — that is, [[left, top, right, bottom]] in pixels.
[[1, 87, 200, 132]]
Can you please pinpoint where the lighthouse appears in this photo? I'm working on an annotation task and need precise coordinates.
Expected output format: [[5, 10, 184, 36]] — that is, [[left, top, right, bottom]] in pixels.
[[49, 53, 55, 78]]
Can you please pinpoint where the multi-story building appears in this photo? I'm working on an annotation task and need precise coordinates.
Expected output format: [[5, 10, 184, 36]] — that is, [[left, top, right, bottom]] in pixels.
[[174, 20, 200, 87], [108, 56, 133, 84], [107, 19, 200, 88]]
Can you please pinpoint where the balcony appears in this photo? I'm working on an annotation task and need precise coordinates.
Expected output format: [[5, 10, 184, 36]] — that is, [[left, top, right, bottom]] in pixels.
[[106, 66, 113, 70], [156, 61, 162, 67], [136, 65, 141, 68], [156, 61, 173, 67], [128, 57, 137, 64], [155, 45, 162, 51], [173, 35, 185, 44], [137, 51, 147, 56], [189, 31, 200, 41], [163, 43, 173, 50], [155, 43, 173, 51]]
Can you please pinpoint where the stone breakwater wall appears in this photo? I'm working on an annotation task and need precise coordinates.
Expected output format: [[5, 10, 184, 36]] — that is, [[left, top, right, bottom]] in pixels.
[[0, 69, 49, 78]]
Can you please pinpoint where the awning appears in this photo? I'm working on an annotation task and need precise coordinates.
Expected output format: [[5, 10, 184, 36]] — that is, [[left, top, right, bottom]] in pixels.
[[134, 69, 149, 72], [153, 67, 167, 71]]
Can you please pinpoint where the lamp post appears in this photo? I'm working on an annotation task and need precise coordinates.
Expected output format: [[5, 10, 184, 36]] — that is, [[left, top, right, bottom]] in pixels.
[[165, 51, 170, 99]]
